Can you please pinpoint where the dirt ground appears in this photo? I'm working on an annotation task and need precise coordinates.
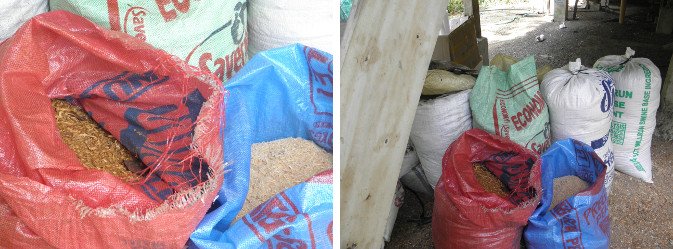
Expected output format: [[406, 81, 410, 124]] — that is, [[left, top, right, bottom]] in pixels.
[[386, 3, 673, 248]]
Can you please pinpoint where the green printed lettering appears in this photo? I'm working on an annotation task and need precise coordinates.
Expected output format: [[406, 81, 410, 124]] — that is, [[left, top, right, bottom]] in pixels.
[[614, 111, 623, 118], [616, 90, 633, 99], [635, 125, 645, 149], [630, 158, 646, 172], [598, 64, 625, 73], [639, 64, 652, 90]]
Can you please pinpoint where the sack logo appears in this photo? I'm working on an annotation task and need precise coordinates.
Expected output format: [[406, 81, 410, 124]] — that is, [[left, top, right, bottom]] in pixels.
[[185, 1, 248, 82], [486, 151, 518, 164], [243, 192, 315, 248], [600, 78, 614, 113], [551, 200, 585, 249], [123, 6, 149, 41], [526, 122, 551, 154], [79, 71, 169, 102]]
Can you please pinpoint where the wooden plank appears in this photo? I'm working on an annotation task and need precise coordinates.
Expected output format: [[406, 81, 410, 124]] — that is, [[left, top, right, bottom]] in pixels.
[[448, 18, 482, 69], [340, 0, 449, 248]]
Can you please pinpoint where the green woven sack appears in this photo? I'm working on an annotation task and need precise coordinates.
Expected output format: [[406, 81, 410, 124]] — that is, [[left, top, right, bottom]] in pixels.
[[50, 0, 247, 83], [469, 56, 551, 154]]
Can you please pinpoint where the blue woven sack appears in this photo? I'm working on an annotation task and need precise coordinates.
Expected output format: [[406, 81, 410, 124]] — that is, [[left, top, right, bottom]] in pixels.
[[189, 44, 333, 248], [525, 139, 610, 249]]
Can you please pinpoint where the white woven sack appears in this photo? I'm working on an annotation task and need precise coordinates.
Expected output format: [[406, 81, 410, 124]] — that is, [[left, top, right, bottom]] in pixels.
[[399, 141, 420, 177], [0, 0, 47, 42], [400, 163, 434, 197], [541, 58, 616, 192], [595, 47, 661, 183], [409, 89, 472, 189], [247, 0, 335, 58]]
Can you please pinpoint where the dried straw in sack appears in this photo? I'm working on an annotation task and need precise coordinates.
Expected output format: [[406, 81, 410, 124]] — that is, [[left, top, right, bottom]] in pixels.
[[52, 99, 144, 180]]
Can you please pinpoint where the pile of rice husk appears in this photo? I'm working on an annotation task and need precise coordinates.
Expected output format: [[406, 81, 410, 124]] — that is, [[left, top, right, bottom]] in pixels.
[[547, 175, 590, 213], [234, 137, 332, 223], [52, 99, 143, 180], [473, 162, 510, 198]]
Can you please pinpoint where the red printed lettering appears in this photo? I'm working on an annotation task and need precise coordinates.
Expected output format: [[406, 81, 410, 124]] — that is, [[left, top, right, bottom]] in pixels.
[[510, 91, 546, 131], [554, 201, 573, 216], [584, 194, 608, 225], [270, 231, 309, 249], [197, 38, 248, 81], [313, 122, 332, 129], [124, 7, 148, 41], [234, 44, 243, 73], [500, 99, 510, 122], [562, 217, 578, 233], [133, 24, 146, 40], [565, 237, 581, 246], [250, 196, 292, 234], [531, 137, 551, 155], [309, 131, 331, 145], [198, 53, 212, 74], [156, 0, 191, 22], [132, 16, 143, 25]]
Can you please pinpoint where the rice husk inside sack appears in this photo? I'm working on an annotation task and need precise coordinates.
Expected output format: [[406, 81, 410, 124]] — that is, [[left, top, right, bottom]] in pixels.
[[547, 175, 591, 213], [52, 99, 143, 180], [473, 162, 510, 198], [234, 137, 332, 222]]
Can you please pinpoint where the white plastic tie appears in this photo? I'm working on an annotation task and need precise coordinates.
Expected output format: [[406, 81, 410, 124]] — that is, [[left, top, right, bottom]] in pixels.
[[624, 47, 635, 59], [568, 58, 582, 73]]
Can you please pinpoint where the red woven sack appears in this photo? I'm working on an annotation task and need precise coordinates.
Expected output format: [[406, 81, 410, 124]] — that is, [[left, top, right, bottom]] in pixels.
[[0, 11, 226, 248], [432, 128, 542, 249]]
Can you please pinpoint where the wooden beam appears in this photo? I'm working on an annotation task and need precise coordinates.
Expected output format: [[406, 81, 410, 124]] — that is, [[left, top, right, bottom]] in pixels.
[[340, 0, 449, 248], [620, 0, 627, 24]]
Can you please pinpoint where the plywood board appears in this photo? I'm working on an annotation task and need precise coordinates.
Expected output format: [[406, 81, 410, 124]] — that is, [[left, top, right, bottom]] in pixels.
[[448, 18, 482, 69], [340, 0, 449, 248]]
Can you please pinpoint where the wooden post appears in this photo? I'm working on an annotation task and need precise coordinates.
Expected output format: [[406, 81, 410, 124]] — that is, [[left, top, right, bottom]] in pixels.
[[661, 53, 673, 108], [472, 0, 481, 38], [656, 0, 673, 34], [463, 0, 482, 37], [340, 0, 449, 248], [619, 0, 627, 23]]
